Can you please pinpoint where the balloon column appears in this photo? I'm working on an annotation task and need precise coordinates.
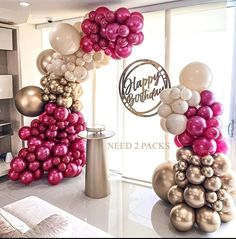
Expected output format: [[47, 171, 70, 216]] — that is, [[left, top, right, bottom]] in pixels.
[[153, 62, 236, 233]]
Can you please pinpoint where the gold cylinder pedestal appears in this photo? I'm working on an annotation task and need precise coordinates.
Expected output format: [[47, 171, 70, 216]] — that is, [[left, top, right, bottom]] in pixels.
[[79, 125, 115, 199]]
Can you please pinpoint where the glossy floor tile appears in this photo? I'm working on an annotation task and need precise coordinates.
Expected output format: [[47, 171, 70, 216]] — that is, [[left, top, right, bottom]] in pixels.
[[0, 170, 235, 238]]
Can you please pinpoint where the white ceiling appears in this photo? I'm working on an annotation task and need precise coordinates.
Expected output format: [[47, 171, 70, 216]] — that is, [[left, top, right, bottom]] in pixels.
[[0, 0, 177, 24]]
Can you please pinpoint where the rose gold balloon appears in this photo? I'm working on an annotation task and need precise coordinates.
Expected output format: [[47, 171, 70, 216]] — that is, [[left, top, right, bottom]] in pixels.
[[184, 185, 206, 208], [186, 165, 206, 184], [152, 162, 175, 202], [176, 177, 189, 188], [201, 166, 214, 178], [15, 86, 45, 117], [175, 171, 186, 181], [201, 155, 214, 166], [204, 176, 222, 191], [190, 155, 201, 166], [167, 185, 184, 205], [212, 154, 231, 176], [178, 160, 188, 171], [220, 171, 236, 192], [196, 206, 221, 233], [219, 209, 235, 222], [36, 49, 55, 75], [176, 147, 193, 162], [170, 203, 195, 232], [206, 191, 217, 203]]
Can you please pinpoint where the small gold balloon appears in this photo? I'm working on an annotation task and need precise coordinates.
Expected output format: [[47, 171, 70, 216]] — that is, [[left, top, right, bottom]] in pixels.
[[212, 154, 231, 176], [176, 178, 189, 188], [167, 185, 184, 205], [221, 195, 234, 213], [48, 79, 60, 94], [42, 94, 49, 102], [201, 155, 214, 166], [176, 147, 193, 162], [173, 163, 179, 173], [175, 171, 186, 181], [64, 86, 72, 93], [40, 75, 49, 87], [178, 160, 188, 171], [152, 162, 175, 202], [220, 171, 236, 192], [49, 94, 57, 101], [57, 96, 73, 108], [211, 200, 223, 212], [60, 78, 68, 85], [36, 49, 55, 75], [201, 166, 214, 178], [170, 203, 195, 232], [184, 185, 206, 208], [206, 191, 217, 203], [217, 189, 228, 201], [72, 100, 83, 112], [219, 209, 235, 223], [63, 92, 71, 98], [186, 165, 206, 184], [15, 86, 45, 117], [190, 155, 201, 166], [44, 87, 50, 94], [204, 176, 222, 191], [56, 85, 64, 94], [196, 206, 221, 233]]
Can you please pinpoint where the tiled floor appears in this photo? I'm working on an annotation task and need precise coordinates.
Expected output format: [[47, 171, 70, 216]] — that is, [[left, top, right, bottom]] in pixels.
[[0, 170, 235, 238]]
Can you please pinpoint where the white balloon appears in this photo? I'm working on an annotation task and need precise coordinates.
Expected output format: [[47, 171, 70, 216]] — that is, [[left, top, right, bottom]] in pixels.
[[160, 89, 173, 104], [177, 85, 185, 91], [75, 50, 84, 58], [158, 104, 172, 118], [171, 99, 188, 114], [52, 59, 64, 76], [46, 63, 53, 73], [63, 54, 76, 64], [76, 58, 85, 66], [170, 87, 180, 100], [166, 114, 187, 135], [65, 71, 75, 82], [52, 52, 62, 60], [180, 88, 192, 100], [67, 62, 76, 72], [93, 51, 104, 62], [61, 64, 67, 73], [160, 118, 168, 132], [84, 61, 95, 71], [187, 90, 200, 106], [74, 66, 87, 82], [83, 53, 93, 63], [73, 22, 82, 33], [179, 62, 213, 92]]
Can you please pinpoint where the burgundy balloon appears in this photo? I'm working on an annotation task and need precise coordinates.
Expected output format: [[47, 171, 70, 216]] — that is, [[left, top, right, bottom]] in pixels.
[[43, 140, 55, 150], [90, 33, 100, 43], [36, 146, 50, 161], [48, 117, 57, 125], [118, 25, 130, 37], [45, 102, 57, 115], [90, 22, 100, 34], [58, 163, 67, 172], [99, 38, 109, 49], [115, 7, 130, 23], [19, 170, 34, 185], [31, 128, 40, 136], [200, 90, 215, 106], [8, 169, 19, 181], [81, 19, 92, 35], [28, 145, 37, 153], [106, 23, 119, 41], [93, 43, 101, 52], [131, 11, 144, 20], [135, 32, 144, 45], [197, 106, 213, 120], [71, 139, 85, 152], [105, 10, 115, 22], [18, 148, 28, 158], [207, 117, 222, 129], [100, 18, 108, 28], [42, 159, 53, 171], [89, 11, 96, 22], [10, 157, 27, 172], [48, 125, 58, 131], [62, 155, 71, 164], [48, 169, 63, 185], [27, 137, 43, 147], [60, 138, 70, 146], [192, 136, 217, 156], [115, 44, 132, 58], [95, 13, 104, 24], [205, 127, 220, 140], [187, 116, 207, 137], [127, 33, 139, 44], [57, 131, 68, 139], [33, 169, 44, 180], [26, 152, 36, 162], [72, 150, 81, 159], [52, 157, 61, 166], [41, 114, 50, 126], [18, 126, 31, 140], [126, 15, 143, 33], [54, 107, 69, 121], [52, 144, 68, 157], [177, 131, 194, 146], [80, 36, 93, 52], [64, 163, 78, 177], [45, 129, 58, 139], [211, 102, 224, 116], [28, 161, 40, 171], [68, 133, 77, 142], [65, 126, 76, 134], [30, 119, 40, 128], [117, 37, 128, 47], [38, 124, 47, 133], [96, 6, 109, 15], [184, 106, 197, 118]]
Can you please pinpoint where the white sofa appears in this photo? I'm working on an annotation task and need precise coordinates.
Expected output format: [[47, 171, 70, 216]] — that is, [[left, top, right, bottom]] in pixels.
[[1, 196, 112, 238]]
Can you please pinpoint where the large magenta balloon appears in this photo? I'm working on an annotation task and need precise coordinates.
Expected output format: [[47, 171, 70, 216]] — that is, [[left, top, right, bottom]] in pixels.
[[54, 107, 69, 121], [216, 138, 230, 154], [174, 135, 183, 147], [27, 137, 43, 147], [207, 117, 222, 129], [36, 146, 50, 161], [200, 90, 215, 106], [10, 157, 27, 172], [8, 169, 19, 181], [177, 131, 194, 146], [115, 44, 132, 58], [126, 15, 143, 33], [52, 144, 68, 157], [205, 127, 220, 140], [211, 102, 224, 116], [19, 170, 34, 185], [187, 116, 207, 137], [197, 106, 213, 120], [48, 169, 63, 185], [115, 7, 130, 23], [192, 136, 217, 156]]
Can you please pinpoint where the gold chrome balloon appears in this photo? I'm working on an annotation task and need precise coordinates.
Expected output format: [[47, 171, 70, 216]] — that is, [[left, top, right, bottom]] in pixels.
[[56, 96, 73, 108], [184, 185, 206, 208], [201, 166, 214, 178], [221, 195, 234, 213], [167, 185, 184, 205], [49, 94, 57, 101], [42, 94, 49, 102], [48, 79, 60, 94], [220, 171, 236, 192], [152, 162, 175, 202], [176, 147, 193, 162], [175, 171, 186, 181], [212, 154, 231, 176], [176, 177, 189, 188], [15, 86, 45, 117], [204, 176, 222, 191], [206, 191, 217, 203], [36, 49, 55, 75], [178, 160, 188, 171], [196, 206, 221, 233], [190, 155, 201, 166], [219, 209, 235, 223], [170, 203, 195, 232], [60, 78, 68, 85], [186, 165, 206, 184], [72, 100, 83, 112], [40, 75, 49, 87], [201, 155, 214, 166]]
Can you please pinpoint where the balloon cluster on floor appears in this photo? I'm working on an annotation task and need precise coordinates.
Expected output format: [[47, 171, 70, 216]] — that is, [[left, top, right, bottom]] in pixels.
[[153, 62, 236, 233], [9, 103, 86, 185], [80, 6, 144, 59]]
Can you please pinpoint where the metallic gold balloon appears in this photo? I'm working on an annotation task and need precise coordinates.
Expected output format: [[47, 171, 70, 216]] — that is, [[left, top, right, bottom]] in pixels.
[[217, 189, 228, 201], [44, 87, 50, 94], [204, 176, 222, 191], [186, 165, 206, 184], [196, 206, 221, 233], [221, 195, 234, 213], [201, 155, 214, 166], [206, 192, 217, 203], [201, 166, 214, 178], [15, 86, 45, 117], [49, 94, 57, 101], [173, 163, 179, 173], [190, 155, 201, 166], [176, 147, 193, 162], [48, 79, 60, 94], [56, 85, 64, 94], [170, 203, 195, 232], [60, 78, 68, 85], [64, 86, 72, 93], [184, 185, 206, 208], [175, 171, 186, 181], [219, 209, 235, 222], [212, 154, 231, 176], [176, 178, 189, 188], [178, 160, 188, 171], [57, 96, 73, 108], [40, 75, 49, 87], [212, 200, 223, 212], [167, 185, 184, 205], [42, 94, 49, 102], [63, 92, 71, 98], [152, 162, 175, 202], [36, 49, 55, 75], [220, 171, 236, 192], [72, 100, 83, 112]]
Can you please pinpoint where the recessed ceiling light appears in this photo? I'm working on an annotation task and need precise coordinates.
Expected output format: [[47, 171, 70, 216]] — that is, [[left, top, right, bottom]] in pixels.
[[19, 1, 31, 7]]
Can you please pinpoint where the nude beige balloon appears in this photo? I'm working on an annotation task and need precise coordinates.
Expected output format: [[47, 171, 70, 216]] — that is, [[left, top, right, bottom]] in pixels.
[[36, 49, 55, 75], [15, 86, 45, 117], [179, 62, 213, 92], [167, 185, 184, 205], [49, 23, 81, 55], [196, 207, 221, 233], [170, 203, 195, 232], [152, 162, 175, 202]]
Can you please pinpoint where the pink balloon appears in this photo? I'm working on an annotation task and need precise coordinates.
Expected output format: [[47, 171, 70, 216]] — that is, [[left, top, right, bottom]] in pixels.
[[45, 129, 58, 139], [30, 119, 40, 128], [92, 43, 101, 52], [65, 125, 76, 134], [81, 19, 92, 35], [193, 137, 217, 156], [88, 11, 96, 22], [99, 38, 108, 49], [68, 133, 77, 142], [48, 125, 58, 131], [127, 33, 139, 44], [118, 25, 130, 37], [197, 106, 213, 120], [117, 37, 128, 47], [71, 138, 85, 152], [90, 22, 100, 34], [18, 148, 28, 158], [54, 107, 69, 122], [45, 103, 57, 115], [26, 152, 36, 162], [52, 144, 68, 157], [200, 90, 215, 106], [96, 6, 110, 15], [56, 121, 66, 130], [52, 157, 61, 166], [115, 7, 130, 23], [28, 145, 37, 153], [105, 10, 115, 22], [205, 127, 220, 139], [216, 138, 230, 154], [131, 11, 144, 20], [58, 163, 67, 172], [105, 23, 120, 41], [177, 131, 194, 146], [211, 102, 224, 116], [31, 128, 40, 136], [57, 131, 68, 139], [28, 161, 40, 171], [126, 15, 144, 33], [36, 146, 50, 161], [18, 126, 31, 140], [27, 137, 43, 147], [72, 150, 81, 159], [33, 169, 44, 180], [60, 138, 70, 147], [115, 44, 132, 58], [80, 36, 93, 52], [48, 169, 63, 185], [48, 116, 57, 125], [207, 117, 222, 129], [184, 106, 197, 118], [64, 163, 78, 177], [135, 32, 144, 45], [187, 116, 207, 137], [19, 170, 34, 185], [94, 13, 104, 24], [90, 33, 100, 43], [38, 124, 46, 133], [100, 27, 107, 38], [8, 169, 19, 181], [174, 135, 183, 147], [43, 140, 55, 150], [62, 155, 71, 164], [100, 18, 108, 28], [10, 157, 27, 172], [41, 114, 50, 126], [42, 159, 53, 171]]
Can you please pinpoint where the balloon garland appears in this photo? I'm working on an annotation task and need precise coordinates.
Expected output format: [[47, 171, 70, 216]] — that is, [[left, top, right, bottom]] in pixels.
[[152, 62, 236, 232], [9, 6, 144, 186]]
